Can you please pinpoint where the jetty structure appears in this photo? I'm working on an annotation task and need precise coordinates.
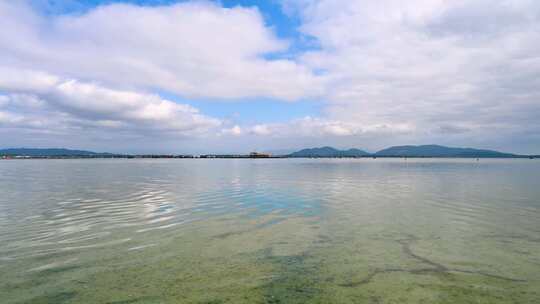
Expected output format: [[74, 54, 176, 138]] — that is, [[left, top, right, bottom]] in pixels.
[[249, 152, 271, 158]]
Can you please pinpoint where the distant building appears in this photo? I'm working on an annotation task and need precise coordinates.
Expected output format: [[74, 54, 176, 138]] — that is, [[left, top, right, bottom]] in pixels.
[[249, 152, 271, 158]]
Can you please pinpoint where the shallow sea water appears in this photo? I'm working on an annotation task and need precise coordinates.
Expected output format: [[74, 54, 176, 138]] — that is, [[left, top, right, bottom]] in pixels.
[[0, 158, 539, 303]]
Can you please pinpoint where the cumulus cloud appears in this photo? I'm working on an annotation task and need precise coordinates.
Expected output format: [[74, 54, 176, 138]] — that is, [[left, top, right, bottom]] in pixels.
[[0, 68, 221, 138], [0, 1, 325, 101], [281, 0, 540, 151]]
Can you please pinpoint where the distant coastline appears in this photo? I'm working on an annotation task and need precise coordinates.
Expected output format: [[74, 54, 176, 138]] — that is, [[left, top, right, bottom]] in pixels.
[[1, 146, 538, 159]]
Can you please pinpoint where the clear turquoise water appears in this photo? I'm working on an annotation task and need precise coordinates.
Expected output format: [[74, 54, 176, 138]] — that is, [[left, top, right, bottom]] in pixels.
[[0, 158, 539, 303]]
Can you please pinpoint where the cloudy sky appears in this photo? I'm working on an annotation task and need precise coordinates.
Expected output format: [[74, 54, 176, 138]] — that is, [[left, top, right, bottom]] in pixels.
[[1, 0, 539, 154]]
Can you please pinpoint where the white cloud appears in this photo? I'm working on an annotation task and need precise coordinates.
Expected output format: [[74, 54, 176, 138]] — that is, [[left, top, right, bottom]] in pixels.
[[0, 111, 20, 124], [244, 116, 414, 139], [220, 125, 243, 136], [0, 68, 221, 137], [0, 1, 325, 101], [6, 94, 46, 109], [0, 95, 9, 107], [250, 124, 272, 136], [281, 0, 540, 151]]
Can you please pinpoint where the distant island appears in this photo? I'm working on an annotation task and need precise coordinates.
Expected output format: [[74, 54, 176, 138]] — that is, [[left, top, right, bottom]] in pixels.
[[0, 148, 189, 159], [0, 145, 537, 159], [374, 145, 517, 158], [289, 145, 526, 158], [0, 148, 115, 157]]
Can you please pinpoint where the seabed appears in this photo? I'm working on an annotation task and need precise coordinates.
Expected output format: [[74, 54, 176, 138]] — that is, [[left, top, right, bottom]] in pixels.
[[2, 211, 539, 304]]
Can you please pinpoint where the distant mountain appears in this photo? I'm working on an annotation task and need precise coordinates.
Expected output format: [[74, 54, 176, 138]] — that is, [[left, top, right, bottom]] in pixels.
[[288, 145, 522, 158], [0, 148, 113, 157], [289, 146, 370, 157], [343, 148, 371, 157], [375, 145, 516, 158]]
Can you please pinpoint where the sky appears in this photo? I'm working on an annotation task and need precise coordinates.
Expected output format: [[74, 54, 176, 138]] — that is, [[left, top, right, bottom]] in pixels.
[[0, 0, 539, 154]]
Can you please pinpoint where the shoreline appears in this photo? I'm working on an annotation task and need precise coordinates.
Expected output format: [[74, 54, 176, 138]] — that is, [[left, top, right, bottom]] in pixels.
[[1, 155, 538, 160]]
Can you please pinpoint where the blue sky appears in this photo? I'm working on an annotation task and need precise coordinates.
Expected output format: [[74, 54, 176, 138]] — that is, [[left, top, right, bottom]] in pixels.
[[1, 0, 540, 153], [158, 91, 322, 124]]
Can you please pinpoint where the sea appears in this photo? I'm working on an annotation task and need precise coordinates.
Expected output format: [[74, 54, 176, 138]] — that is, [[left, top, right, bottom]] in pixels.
[[0, 158, 539, 303]]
